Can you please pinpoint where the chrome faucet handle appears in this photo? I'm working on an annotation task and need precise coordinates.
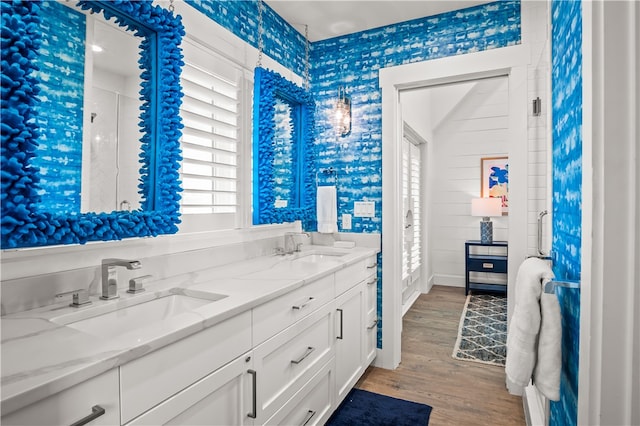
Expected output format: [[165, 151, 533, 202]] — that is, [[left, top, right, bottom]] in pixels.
[[127, 275, 152, 294], [56, 289, 91, 308]]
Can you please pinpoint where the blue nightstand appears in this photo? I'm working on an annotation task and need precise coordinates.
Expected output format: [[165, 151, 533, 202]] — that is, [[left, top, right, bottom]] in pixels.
[[465, 240, 508, 296]]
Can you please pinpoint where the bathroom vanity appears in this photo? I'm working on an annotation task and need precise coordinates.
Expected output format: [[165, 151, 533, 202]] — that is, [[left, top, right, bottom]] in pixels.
[[0, 246, 378, 425]]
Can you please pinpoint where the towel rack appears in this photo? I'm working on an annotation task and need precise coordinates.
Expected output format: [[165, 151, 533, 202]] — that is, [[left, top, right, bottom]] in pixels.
[[544, 279, 580, 294], [316, 167, 338, 186]]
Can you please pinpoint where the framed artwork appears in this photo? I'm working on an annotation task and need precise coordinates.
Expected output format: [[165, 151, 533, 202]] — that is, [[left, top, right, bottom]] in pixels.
[[481, 156, 509, 214]]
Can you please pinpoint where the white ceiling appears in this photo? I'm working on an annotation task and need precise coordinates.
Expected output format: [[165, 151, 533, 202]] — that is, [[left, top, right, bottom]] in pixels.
[[265, 0, 493, 42]]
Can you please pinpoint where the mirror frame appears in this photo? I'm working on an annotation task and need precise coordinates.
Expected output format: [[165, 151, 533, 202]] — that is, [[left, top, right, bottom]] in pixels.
[[252, 67, 315, 226], [0, 0, 184, 249]]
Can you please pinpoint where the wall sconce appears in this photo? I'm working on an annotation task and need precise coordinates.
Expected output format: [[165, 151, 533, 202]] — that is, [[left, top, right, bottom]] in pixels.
[[471, 197, 502, 244], [335, 86, 351, 137]]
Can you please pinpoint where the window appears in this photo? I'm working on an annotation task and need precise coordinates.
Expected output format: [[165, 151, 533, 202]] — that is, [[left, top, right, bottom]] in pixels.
[[178, 39, 246, 231]]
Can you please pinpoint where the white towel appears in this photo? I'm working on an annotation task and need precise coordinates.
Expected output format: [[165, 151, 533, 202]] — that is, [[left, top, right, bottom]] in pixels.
[[505, 257, 562, 401], [316, 186, 337, 233]]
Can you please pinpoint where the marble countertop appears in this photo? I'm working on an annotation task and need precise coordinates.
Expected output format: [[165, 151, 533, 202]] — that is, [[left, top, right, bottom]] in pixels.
[[1, 245, 378, 415]]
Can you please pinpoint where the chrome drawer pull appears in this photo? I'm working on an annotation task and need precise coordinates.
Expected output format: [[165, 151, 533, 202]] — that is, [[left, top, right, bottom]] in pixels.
[[301, 409, 317, 426], [69, 405, 105, 426], [482, 263, 494, 269], [367, 278, 377, 285], [292, 297, 314, 310], [247, 369, 257, 419], [366, 264, 377, 269], [367, 319, 379, 330], [291, 346, 315, 365], [337, 308, 344, 340]]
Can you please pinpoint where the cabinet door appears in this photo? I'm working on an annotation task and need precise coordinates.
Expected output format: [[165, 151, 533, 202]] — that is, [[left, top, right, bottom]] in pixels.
[[265, 360, 334, 426], [127, 352, 255, 426], [1, 369, 119, 426], [335, 282, 364, 404]]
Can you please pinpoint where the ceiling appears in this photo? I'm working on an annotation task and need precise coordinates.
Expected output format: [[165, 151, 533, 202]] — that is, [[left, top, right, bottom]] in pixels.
[[265, 0, 493, 42]]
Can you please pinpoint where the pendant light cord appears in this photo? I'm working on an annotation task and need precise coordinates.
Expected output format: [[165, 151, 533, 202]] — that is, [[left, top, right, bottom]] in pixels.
[[304, 24, 310, 90], [257, 0, 264, 67]]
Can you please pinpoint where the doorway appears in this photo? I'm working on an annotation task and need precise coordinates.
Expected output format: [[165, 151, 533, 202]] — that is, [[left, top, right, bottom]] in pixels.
[[377, 44, 530, 370]]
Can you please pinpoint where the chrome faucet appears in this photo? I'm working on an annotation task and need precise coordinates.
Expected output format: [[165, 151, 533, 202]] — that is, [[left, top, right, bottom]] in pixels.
[[101, 259, 142, 300], [284, 232, 310, 254]]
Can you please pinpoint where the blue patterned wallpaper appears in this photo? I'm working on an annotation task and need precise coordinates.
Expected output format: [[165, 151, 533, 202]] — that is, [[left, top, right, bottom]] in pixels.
[[551, 1, 582, 425], [185, 0, 306, 77], [32, 1, 85, 212]]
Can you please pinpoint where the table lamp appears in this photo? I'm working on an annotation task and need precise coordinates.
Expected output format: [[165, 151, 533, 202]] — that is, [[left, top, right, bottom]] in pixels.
[[471, 197, 502, 244]]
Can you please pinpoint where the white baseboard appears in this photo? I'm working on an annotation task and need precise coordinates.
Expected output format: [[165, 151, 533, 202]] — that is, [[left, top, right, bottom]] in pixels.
[[432, 274, 465, 287]]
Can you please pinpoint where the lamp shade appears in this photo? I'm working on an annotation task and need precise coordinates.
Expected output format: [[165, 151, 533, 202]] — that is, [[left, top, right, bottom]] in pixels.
[[471, 197, 502, 217]]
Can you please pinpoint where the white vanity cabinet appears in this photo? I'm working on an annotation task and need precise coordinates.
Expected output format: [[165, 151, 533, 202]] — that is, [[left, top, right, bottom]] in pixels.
[[126, 352, 255, 426], [1, 369, 120, 426], [2, 249, 380, 426]]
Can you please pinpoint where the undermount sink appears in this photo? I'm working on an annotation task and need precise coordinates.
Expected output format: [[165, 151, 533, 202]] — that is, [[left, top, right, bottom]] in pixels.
[[51, 289, 227, 338]]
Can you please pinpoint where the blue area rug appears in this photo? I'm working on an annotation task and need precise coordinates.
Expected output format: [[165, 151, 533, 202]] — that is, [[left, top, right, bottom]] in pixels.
[[326, 389, 432, 426], [452, 294, 507, 366]]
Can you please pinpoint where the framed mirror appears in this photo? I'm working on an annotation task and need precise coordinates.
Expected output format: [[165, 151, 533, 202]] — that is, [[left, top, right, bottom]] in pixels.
[[1, 1, 184, 248], [252, 67, 315, 226]]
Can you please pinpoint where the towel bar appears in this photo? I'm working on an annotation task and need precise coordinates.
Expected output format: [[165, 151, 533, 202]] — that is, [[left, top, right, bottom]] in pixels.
[[544, 280, 580, 294]]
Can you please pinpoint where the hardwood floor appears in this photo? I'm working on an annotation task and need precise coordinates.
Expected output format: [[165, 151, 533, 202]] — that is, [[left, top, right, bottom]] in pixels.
[[355, 285, 525, 425]]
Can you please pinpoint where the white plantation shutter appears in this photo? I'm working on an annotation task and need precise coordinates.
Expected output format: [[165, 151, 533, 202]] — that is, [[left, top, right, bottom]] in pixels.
[[402, 138, 422, 291], [409, 142, 421, 279], [402, 140, 411, 282], [179, 39, 243, 231]]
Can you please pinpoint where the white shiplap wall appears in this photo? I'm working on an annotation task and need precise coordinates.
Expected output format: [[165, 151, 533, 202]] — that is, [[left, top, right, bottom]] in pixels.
[[429, 76, 510, 287], [523, 0, 552, 256]]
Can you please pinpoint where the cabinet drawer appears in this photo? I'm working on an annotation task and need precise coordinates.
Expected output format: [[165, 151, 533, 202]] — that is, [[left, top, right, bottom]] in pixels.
[[253, 274, 334, 346], [2, 369, 119, 426], [120, 311, 252, 424], [126, 352, 254, 426], [335, 256, 376, 296], [265, 360, 334, 426], [467, 257, 507, 273], [254, 304, 334, 422]]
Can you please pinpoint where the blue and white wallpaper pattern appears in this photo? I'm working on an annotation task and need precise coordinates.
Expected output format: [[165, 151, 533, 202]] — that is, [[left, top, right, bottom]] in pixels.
[[185, 0, 306, 77], [190, 0, 521, 349], [551, 1, 582, 425], [32, 0, 85, 212]]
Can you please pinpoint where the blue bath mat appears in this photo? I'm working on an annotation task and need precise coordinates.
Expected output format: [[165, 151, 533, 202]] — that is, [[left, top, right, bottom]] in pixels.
[[326, 388, 432, 426]]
